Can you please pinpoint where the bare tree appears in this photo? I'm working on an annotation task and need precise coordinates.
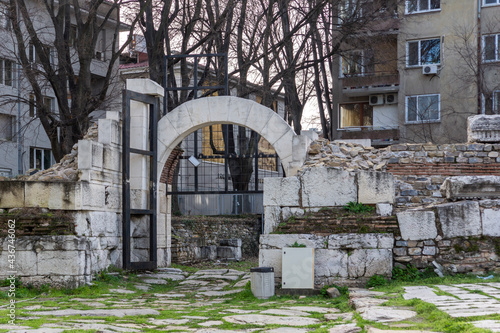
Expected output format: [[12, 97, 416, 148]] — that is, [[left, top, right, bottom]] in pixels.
[[5, 0, 140, 162]]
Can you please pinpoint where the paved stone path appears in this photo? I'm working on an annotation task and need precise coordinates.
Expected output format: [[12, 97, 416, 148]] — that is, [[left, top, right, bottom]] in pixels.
[[404, 283, 500, 332], [1, 268, 500, 332]]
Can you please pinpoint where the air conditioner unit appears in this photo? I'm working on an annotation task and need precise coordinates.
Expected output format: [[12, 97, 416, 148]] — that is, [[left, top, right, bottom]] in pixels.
[[422, 64, 439, 75], [385, 93, 398, 104], [369, 94, 384, 106]]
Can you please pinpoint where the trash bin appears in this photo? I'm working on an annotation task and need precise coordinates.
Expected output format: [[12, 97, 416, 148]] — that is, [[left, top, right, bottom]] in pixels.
[[250, 267, 275, 299]]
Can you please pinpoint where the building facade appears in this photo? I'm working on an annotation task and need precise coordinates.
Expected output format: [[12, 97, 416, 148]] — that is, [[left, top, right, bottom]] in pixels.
[[0, 1, 126, 177], [332, 0, 500, 145]]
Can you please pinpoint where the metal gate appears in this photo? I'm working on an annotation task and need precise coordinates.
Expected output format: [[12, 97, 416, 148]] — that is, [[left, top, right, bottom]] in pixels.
[[122, 90, 159, 270]]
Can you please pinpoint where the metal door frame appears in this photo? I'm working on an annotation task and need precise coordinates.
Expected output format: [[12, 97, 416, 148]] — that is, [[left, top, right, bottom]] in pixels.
[[122, 90, 158, 270]]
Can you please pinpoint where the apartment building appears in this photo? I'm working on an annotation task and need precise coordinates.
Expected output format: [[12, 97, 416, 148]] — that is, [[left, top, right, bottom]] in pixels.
[[0, 1, 126, 177], [332, 0, 500, 145]]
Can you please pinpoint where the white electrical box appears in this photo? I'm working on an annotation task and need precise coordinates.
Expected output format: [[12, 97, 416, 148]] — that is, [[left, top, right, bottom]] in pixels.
[[282, 248, 315, 289]]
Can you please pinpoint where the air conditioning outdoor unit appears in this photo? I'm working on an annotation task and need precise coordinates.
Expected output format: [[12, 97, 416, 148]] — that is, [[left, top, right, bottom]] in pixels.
[[369, 94, 384, 106], [422, 64, 439, 75], [385, 93, 398, 104]]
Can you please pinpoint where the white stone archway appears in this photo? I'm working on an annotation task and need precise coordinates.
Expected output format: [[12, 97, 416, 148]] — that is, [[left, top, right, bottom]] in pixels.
[[126, 80, 312, 267], [156, 96, 310, 179]]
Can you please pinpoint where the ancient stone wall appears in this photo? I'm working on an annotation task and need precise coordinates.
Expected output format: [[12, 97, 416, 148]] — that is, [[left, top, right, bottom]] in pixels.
[[171, 216, 261, 264], [0, 80, 170, 287], [306, 140, 500, 209]]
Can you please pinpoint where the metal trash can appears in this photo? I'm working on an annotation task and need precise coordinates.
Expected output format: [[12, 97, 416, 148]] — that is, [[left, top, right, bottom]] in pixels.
[[250, 267, 275, 299]]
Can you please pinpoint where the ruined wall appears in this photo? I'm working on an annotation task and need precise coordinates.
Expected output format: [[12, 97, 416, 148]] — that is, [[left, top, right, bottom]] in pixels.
[[261, 128, 500, 284], [0, 80, 170, 287], [306, 139, 500, 209], [171, 215, 261, 264]]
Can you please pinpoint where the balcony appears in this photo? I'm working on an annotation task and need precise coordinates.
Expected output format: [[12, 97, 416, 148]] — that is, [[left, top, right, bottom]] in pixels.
[[342, 72, 399, 97], [339, 128, 400, 146]]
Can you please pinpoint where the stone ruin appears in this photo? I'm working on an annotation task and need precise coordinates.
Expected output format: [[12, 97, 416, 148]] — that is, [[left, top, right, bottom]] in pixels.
[[1, 79, 500, 288]]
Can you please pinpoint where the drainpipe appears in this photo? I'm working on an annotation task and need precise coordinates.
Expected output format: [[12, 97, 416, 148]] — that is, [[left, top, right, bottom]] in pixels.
[[477, 0, 483, 114], [17, 63, 22, 175]]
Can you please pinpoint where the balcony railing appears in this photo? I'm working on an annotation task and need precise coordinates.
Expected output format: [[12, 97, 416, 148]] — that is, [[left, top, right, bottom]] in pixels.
[[342, 72, 399, 89], [339, 128, 400, 143]]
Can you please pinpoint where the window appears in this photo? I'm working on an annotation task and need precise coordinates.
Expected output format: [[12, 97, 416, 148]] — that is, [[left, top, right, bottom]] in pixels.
[[0, 59, 14, 86], [340, 0, 373, 20], [69, 25, 77, 47], [30, 147, 53, 170], [406, 0, 440, 14], [406, 94, 440, 122], [28, 43, 55, 65], [484, 0, 500, 5], [0, 114, 15, 140], [407, 38, 440, 66], [484, 34, 500, 62], [95, 30, 106, 61], [339, 103, 373, 128], [494, 91, 500, 113], [0, 3, 10, 30], [29, 95, 55, 118], [341, 50, 374, 76]]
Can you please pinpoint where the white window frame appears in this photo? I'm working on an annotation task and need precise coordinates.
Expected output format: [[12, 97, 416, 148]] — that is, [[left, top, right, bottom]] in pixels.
[[29, 95, 55, 118], [0, 58, 15, 87], [493, 90, 500, 114], [483, 0, 500, 6], [405, 94, 441, 123], [405, 0, 441, 14], [406, 38, 441, 67], [483, 34, 500, 62], [30, 147, 53, 171]]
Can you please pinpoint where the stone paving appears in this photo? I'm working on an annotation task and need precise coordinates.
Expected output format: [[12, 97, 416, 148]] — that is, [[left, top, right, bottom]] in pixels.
[[404, 283, 500, 332], [1, 268, 500, 332]]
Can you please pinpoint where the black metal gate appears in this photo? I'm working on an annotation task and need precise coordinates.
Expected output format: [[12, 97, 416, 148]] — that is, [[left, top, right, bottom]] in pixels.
[[122, 90, 159, 270]]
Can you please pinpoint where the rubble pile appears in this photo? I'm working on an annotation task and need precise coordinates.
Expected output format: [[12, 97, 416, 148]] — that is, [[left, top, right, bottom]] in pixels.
[[302, 139, 388, 172]]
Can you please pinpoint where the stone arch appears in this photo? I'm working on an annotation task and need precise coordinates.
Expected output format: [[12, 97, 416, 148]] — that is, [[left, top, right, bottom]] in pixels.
[[157, 96, 307, 181]]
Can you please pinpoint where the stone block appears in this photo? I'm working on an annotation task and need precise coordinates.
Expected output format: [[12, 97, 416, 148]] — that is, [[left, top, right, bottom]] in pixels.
[[271, 130, 294, 161], [131, 215, 150, 237], [300, 167, 357, 207], [437, 201, 481, 238], [408, 247, 422, 255], [357, 172, 395, 204], [38, 250, 86, 276], [263, 177, 300, 207], [263, 206, 281, 234], [468, 115, 500, 143], [243, 103, 274, 135], [376, 203, 393, 217], [157, 214, 166, 248], [217, 246, 242, 260], [78, 139, 93, 170], [422, 246, 436, 256], [126, 78, 164, 97], [103, 147, 121, 172], [98, 119, 121, 146], [0, 181, 25, 208], [7, 250, 38, 276], [80, 182, 106, 209], [259, 249, 282, 278], [85, 212, 120, 237], [482, 209, 500, 236], [347, 249, 392, 278], [260, 234, 327, 250], [220, 239, 242, 247], [24, 182, 79, 210], [397, 210, 437, 241], [328, 234, 393, 249], [440, 176, 500, 200], [259, 113, 295, 147], [314, 249, 348, 279]]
